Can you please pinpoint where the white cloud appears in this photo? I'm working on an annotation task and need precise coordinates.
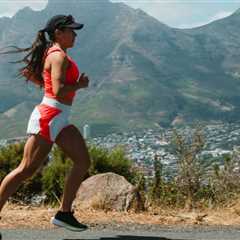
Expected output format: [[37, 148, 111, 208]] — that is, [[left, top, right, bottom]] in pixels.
[[0, 0, 47, 17], [0, 11, 13, 17], [178, 10, 233, 29]]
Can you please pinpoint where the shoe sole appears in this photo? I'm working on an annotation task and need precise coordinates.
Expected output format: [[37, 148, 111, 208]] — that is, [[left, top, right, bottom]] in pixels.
[[51, 217, 88, 232]]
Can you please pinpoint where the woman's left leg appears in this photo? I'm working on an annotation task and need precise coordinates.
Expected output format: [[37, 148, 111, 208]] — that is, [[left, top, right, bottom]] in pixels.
[[55, 125, 91, 212]]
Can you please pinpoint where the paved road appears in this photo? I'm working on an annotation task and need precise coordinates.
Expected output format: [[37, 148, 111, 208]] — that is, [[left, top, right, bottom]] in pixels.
[[1, 226, 240, 240]]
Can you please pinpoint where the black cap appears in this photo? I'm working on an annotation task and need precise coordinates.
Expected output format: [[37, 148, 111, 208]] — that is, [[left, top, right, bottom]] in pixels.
[[43, 15, 84, 33]]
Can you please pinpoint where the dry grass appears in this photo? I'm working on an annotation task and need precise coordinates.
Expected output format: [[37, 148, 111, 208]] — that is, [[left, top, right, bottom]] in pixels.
[[2, 200, 240, 229]]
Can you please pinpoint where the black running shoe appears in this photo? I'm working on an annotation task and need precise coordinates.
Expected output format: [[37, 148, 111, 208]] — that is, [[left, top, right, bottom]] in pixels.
[[51, 211, 88, 231]]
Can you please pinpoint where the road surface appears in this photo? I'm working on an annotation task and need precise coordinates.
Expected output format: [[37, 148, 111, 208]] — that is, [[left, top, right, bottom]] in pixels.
[[1, 226, 240, 240]]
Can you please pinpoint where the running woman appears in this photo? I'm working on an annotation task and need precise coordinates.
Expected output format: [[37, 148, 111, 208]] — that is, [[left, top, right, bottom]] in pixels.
[[0, 14, 91, 231]]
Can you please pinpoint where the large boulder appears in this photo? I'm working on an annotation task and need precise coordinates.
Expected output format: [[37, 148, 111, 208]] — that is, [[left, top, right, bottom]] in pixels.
[[75, 172, 144, 212]]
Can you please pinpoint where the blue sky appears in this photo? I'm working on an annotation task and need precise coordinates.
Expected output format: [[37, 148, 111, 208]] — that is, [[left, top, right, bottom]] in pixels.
[[0, 0, 240, 29]]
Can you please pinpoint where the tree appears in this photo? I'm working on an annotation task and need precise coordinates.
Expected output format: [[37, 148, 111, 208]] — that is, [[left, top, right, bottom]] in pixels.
[[210, 146, 240, 204], [172, 125, 205, 209], [151, 154, 163, 202]]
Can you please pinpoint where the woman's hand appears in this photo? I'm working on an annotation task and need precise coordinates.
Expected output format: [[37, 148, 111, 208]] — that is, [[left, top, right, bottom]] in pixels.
[[77, 73, 89, 89]]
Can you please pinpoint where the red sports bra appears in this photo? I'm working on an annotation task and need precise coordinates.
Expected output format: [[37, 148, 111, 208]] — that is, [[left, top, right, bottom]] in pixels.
[[42, 46, 80, 102]]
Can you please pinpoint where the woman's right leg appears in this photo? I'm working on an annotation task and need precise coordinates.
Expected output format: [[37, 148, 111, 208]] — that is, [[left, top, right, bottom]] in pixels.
[[0, 134, 53, 212]]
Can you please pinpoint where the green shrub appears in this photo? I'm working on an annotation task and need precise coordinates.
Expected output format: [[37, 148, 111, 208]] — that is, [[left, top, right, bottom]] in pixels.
[[41, 146, 72, 204], [0, 142, 24, 180], [88, 145, 138, 184], [41, 144, 139, 204], [0, 142, 43, 202], [0, 142, 139, 205]]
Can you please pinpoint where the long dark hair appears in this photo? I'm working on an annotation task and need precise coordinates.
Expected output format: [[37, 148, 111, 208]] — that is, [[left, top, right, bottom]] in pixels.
[[1, 29, 55, 85]]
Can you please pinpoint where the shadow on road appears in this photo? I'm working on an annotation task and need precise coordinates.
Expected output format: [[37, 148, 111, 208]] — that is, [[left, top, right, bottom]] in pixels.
[[64, 235, 186, 240]]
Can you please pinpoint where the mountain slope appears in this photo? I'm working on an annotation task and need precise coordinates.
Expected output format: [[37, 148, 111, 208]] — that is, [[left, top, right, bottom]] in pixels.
[[0, 0, 240, 137]]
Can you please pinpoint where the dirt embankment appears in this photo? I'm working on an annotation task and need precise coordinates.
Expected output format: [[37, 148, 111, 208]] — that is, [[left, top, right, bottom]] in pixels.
[[2, 201, 240, 229]]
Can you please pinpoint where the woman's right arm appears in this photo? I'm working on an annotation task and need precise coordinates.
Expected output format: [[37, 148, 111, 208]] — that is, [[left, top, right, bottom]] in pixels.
[[50, 52, 89, 98]]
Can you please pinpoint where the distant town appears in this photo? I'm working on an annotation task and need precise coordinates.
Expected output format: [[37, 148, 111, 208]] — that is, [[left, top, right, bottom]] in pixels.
[[87, 122, 240, 179], [1, 122, 240, 179]]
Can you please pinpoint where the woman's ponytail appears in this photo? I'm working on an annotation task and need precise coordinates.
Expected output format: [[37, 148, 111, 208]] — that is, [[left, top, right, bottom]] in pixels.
[[1, 28, 51, 85], [22, 29, 50, 83]]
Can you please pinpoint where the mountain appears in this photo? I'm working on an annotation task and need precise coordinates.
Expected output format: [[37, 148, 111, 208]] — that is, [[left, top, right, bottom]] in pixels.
[[0, 0, 240, 138]]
